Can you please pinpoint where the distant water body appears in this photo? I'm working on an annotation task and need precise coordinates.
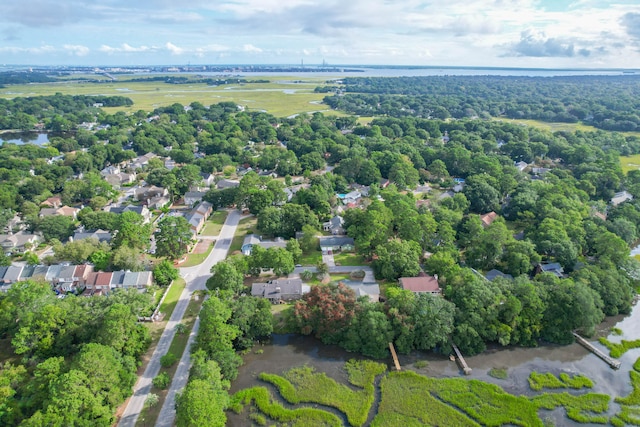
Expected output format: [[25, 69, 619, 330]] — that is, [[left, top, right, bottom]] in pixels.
[[197, 66, 636, 78]]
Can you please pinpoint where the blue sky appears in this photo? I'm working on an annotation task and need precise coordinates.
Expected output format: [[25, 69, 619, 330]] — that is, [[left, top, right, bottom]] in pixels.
[[1, 0, 640, 67]]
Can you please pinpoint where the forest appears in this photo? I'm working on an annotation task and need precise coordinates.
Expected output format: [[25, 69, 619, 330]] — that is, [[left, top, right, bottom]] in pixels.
[[323, 75, 640, 132]]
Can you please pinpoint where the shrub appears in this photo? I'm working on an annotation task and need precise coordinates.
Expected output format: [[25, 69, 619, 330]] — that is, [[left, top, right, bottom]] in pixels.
[[414, 360, 429, 369], [160, 352, 178, 368], [153, 372, 171, 389], [144, 393, 159, 408], [488, 368, 508, 380]]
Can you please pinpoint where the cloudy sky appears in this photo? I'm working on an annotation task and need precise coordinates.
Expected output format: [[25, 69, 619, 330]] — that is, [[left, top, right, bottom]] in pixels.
[[1, 0, 640, 68]]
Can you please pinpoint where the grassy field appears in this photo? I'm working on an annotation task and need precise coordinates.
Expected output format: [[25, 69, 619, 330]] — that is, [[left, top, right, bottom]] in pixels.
[[0, 78, 348, 118], [495, 118, 601, 133], [298, 250, 322, 266], [157, 278, 186, 320], [621, 154, 640, 175], [200, 210, 229, 236], [333, 252, 365, 266], [229, 216, 258, 254], [180, 240, 214, 268]]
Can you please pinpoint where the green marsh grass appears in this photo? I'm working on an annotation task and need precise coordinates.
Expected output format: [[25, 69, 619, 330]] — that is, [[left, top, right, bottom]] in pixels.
[[599, 337, 640, 358], [260, 360, 386, 427], [528, 372, 593, 391], [230, 386, 341, 427]]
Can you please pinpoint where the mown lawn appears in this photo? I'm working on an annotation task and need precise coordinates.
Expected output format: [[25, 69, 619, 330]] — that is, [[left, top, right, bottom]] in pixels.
[[180, 240, 214, 267], [200, 210, 228, 236], [229, 216, 258, 254], [333, 252, 365, 266], [157, 278, 186, 320], [620, 154, 640, 175], [297, 250, 322, 266]]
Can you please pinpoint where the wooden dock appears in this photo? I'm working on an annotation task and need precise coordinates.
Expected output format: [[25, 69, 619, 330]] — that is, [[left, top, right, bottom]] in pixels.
[[573, 333, 621, 370], [389, 343, 401, 371], [452, 343, 472, 375]]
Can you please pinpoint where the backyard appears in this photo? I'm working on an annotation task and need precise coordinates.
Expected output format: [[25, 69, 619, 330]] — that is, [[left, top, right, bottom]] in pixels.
[[229, 216, 259, 254]]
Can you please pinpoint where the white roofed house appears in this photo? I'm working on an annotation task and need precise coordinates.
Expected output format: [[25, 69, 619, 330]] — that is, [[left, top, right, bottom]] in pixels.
[[251, 278, 309, 303], [241, 234, 288, 256], [322, 215, 345, 235]]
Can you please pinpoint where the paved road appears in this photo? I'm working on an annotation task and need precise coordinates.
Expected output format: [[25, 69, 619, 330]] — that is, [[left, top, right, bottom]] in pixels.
[[118, 209, 242, 427]]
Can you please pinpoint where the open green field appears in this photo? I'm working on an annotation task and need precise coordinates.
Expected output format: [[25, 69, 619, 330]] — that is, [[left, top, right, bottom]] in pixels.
[[621, 154, 640, 175], [180, 240, 214, 267], [495, 118, 601, 133], [157, 278, 186, 320], [0, 77, 348, 118]]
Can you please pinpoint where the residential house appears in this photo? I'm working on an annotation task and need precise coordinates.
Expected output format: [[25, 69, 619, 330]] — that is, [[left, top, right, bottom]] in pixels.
[[534, 263, 565, 278], [531, 167, 551, 175], [19, 265, 35, 282], [45, 265, 63, 283], [56, 265, 78, 292], [611, 191, 633, 206], [485, 269, 513, 281], [104, 172, 136, 188], [185, 201, 213, 235], [100, 165, 120, 177], [318, 236, 355, 253], [251, 278, 309, 303], [1, 265, 23, 287], [129, 152, 157, 170], [480, 211, 498, 228], [323, 215, 345, 235], [107, 205, 152, 223], [341, 280, 380, 302], [184, 191, 207, 207], [31, 265, 50, 281], [201, 173, 216, 187], [438, 190, 455, 200], [83, 271, 113, 296], [134, 185, 168, 202], [71, 229, 113, 243], [342, 190, 362, 205], [399, 274, 441, 295], [41, 196, 62, 208], [515, 161, 529, 172], [4, 215, 22, 233], [72, 264, 93, 288], [241, 234, 288, 256], [0, 232, 40, 255], [0, 266, 8, 291], [39, 206, 80, 220], [216, 178, 240, 190], [165, 158, 176, 170], [147, 195, 171, 210]]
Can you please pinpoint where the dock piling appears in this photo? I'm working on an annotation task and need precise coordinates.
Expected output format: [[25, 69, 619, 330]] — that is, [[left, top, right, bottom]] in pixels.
[[452, 343, 472, 375], [573, 332, 621, 370], [388, 342, 401, 371]]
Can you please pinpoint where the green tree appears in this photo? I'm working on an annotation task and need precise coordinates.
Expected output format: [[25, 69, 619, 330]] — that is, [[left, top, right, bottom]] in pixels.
[[112, 211, 152, 250], [153, 260, 179, 287], [229, 296, 273, 350], [111, 246, 144, 271], [207, 261, 244, 294], [286, 238, 302, 263], [343, 302, 393, 358], [155, 216, 193, 260], [300, 224, 319, 253], [175, 379, 229, 427], [372, 239, 421, 281], [37, 215, 75, 242]]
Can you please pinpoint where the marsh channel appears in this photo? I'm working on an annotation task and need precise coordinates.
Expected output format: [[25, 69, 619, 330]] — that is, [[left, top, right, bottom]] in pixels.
[[227, 300, 640, 426]]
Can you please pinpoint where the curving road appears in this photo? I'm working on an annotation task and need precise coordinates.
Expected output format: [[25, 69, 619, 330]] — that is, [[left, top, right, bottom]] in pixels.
[[118, 209, 242, 427]]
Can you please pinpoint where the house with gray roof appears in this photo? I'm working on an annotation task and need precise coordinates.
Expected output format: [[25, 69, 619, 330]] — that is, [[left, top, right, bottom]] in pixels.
[[71, 229, 112, 243], [241, 234, 288, 256], [485, 269, 513, 281], [323, 215, 345, 235], [2, 265, 24, 285], [184, 191, 207, 207], [319, 236, 355, 253], [0, 232, 40, 255], [19, 265, 36, 281], [251, 278, 309, 303], [340, 280, 380, 302], [45, 265, 63, 282]]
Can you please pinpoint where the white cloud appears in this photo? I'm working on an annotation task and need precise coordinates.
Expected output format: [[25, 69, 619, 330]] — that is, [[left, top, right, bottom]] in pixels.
[[63, 44, 90, 56], [243, 44, 262, 53], [99, 43, 155, 54], [165, 42, 184, 55]]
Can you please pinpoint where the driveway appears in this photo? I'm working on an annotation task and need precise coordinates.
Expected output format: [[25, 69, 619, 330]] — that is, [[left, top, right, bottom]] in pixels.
[[118, 209, 241, 427], [292, 265, 376, 283]]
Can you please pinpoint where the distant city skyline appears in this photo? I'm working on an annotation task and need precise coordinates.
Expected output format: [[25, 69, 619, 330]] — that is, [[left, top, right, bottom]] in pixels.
[[1, 1, 640, 68]]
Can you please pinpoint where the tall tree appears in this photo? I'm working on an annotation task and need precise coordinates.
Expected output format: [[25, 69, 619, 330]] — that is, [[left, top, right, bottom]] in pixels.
[[155, 216, 193, 260]]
